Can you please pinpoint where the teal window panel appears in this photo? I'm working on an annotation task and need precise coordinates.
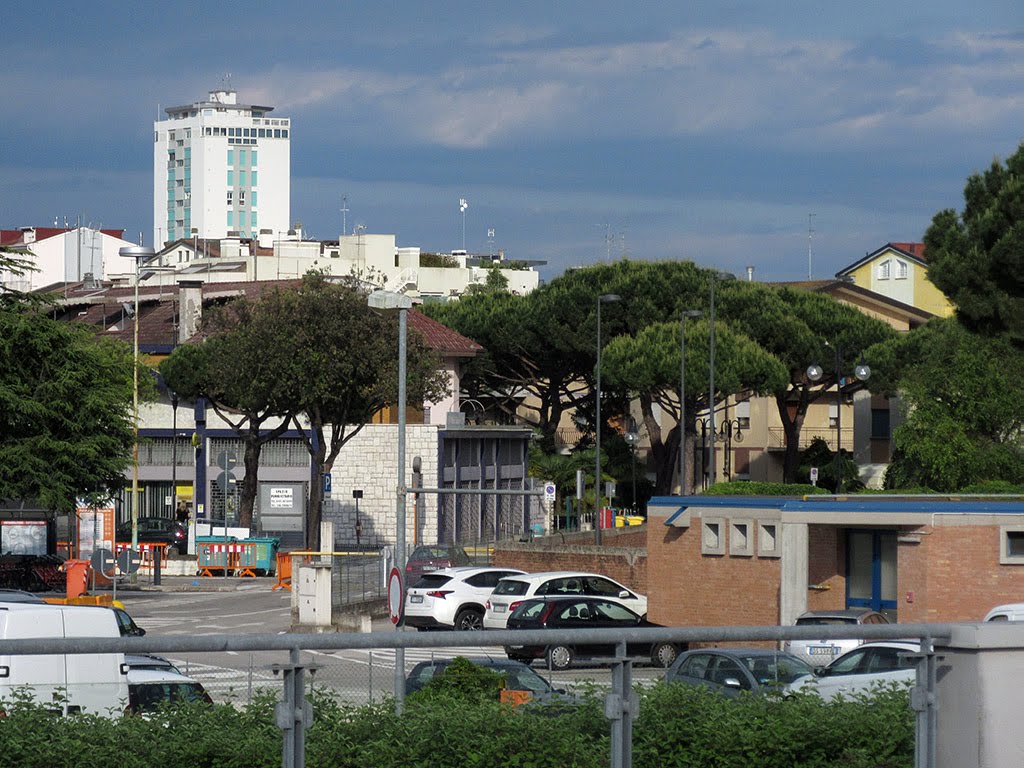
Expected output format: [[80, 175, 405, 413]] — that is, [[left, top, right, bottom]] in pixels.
[[251, 150, 257, 166], [227, 211, 234, 227], [251, 190, 258, 207], [251, 210, 258, 227], [227, 170, 234, 186], [251, 171, 258, 187], [239, 150, 247, 166], [227, 149, 234, 165], [239, 170, 247, 187], [239, 211, 247, 229]]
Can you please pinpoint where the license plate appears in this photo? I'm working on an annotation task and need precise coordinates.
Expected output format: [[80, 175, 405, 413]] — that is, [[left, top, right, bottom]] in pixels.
[[809, 646, 836, 655], [410, 595, 423, 603], [493, 605, 506, 613], [423, 565, 437, 572]]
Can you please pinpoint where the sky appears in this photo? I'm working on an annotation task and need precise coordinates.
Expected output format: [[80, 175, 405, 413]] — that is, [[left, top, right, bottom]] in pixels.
[[3, 1, 1023, 283]]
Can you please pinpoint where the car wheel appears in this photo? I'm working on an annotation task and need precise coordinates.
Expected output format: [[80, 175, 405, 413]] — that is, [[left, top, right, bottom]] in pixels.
[[454, 608, 484, 631], [651, 642, 678, 668], [547, 645, 574, 671]]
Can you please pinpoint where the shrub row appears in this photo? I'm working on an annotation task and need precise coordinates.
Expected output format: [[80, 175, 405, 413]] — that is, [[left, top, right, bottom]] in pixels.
[[0, 680, 913, 768]]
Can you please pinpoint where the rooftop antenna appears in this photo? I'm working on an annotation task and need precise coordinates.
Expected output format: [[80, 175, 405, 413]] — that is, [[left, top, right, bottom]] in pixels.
[[222, 72, 232, 90], [807, 213, 816, 280], [487, 228, 495, 259], [459, 198, 469, 251], [340, 195, 349, 236]]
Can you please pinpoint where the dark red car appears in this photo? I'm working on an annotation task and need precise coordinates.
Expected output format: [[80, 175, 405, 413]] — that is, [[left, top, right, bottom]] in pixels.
[[404, 544, 471, 586]]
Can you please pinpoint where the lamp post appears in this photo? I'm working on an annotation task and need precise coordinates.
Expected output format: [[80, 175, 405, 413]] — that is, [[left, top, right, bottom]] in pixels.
[[807, 345, 870, 492], [119, 245, 157, 557], [679, 309, 702, 494], [717, 418, 743, 481], [367, 288, 413, 707], [624, 418, 639, 512], [170, 390, 179, 512], [707, 271, 734, 486], [594, 293, 621, 545]]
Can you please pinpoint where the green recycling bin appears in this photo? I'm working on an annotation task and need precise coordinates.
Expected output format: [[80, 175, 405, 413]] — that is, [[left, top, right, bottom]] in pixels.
[[240, 537, 280, 575]]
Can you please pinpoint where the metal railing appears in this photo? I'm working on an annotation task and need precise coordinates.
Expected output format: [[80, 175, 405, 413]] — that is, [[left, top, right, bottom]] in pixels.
[[767, 426, 852, 451], [0, 622, 955, 768]]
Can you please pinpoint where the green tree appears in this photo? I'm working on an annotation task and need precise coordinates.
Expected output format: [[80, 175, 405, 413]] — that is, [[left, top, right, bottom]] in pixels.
[[464, 263, 509, 295], [925, 142, 1024, 344], [871, 318, 1024, 490], [603, 317, 788, 492], [0, 307, 136, 512], [159, 297, 299, 528]]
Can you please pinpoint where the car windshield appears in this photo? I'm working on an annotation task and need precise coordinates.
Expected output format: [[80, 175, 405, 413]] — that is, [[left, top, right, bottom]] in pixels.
[[409, 547, 450, 560], [738, 653, 815, 684], [493, 579, 529, 596]]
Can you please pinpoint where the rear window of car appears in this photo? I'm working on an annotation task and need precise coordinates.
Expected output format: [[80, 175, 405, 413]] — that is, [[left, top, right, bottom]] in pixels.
[[510, 600, 547, 620], [795, 616, 858, 626], [411, 574, 453, 589], [493, 579, 529, 596]]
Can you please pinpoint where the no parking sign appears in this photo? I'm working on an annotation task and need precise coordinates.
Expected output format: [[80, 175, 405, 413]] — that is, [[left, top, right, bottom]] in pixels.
[[543, 482, 556, 502]]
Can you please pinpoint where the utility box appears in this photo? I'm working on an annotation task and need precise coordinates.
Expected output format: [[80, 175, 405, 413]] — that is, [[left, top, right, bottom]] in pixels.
[[935, 623, 1024, 768], [297, 563, 332, 627]]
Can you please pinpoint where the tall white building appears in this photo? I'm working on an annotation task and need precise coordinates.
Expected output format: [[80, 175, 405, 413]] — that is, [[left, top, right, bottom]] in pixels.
[[152, 89, 290, 247]]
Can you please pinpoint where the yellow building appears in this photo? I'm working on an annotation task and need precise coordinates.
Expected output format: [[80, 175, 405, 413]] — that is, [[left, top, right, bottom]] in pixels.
[[836, 242, 954, 318]]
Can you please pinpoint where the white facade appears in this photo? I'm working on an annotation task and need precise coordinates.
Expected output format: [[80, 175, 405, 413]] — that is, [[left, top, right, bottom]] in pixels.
[[0, 227, 137, 291], [152, 89, 290, 247]]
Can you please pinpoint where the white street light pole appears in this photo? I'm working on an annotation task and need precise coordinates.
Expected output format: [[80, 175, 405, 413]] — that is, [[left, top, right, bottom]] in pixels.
[[119, 246, 157, 556], [679, 309, 702, 494], [595, 293, 621, 545], [367, 288, 413, 708]]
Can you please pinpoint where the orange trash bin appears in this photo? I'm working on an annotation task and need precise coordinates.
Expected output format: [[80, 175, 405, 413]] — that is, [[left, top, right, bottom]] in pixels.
[[64, 559, 90, 599]]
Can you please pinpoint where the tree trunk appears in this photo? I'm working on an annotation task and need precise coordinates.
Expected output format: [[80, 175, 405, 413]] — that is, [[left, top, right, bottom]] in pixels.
[[238, 435, 262, 529], [777, 390, 810, 483], [640, 394, 678, 495], [305, 421, 327, 551]]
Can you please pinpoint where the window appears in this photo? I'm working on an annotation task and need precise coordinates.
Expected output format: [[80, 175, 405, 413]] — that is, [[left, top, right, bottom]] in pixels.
[[239, 170, 247, 187], [251, 151, 257, 166], [729, 520, 753, 556], [239, 190, 245, 206], [871, 408, 891, 440], [1000, 527, 1024, 564], [227, 170, 234, 186], [251, 191, 257, 207], [878, 260, 891, 280], [227, 190, 232, 205], [896, 260, 908, 279], [227, 211, 234, 227], [227, 149, 233, 165], [758, 522, 779, 557], [251, 211, 257, 227], [251, 171, 257, 187], [239, 149, 247, 166], [239, 211, 247, 229], [701, 517, 725, 556]]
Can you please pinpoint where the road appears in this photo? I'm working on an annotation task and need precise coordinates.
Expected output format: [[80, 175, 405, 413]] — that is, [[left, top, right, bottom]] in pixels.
[[119, 587, 667, 705]]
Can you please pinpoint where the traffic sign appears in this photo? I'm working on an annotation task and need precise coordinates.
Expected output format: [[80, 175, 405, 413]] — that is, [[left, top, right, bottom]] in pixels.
[[543, 482, 556, 502], [323, 473, 332, 494], [387, 567, 403, 625], [214, 470, 237, 495], [117, 548, 142, 574], [810, 467, 819, 486], [90, 547, 115, 577], [216, 451, 237, 472]]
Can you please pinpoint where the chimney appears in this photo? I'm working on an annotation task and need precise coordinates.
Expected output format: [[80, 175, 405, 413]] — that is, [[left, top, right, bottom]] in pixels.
[[178, 280, 204, 344]]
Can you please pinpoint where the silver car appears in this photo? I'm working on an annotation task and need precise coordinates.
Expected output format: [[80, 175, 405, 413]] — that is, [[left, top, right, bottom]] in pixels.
[[783, 608, 889, 664]]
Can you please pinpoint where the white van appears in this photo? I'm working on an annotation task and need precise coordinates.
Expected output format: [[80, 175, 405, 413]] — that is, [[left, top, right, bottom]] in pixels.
[[983, 603, 1024, 622], [0, 603, 128, 716]]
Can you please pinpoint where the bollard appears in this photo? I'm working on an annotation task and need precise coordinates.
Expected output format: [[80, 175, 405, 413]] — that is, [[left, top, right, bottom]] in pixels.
[[153, 548, 161, 586]]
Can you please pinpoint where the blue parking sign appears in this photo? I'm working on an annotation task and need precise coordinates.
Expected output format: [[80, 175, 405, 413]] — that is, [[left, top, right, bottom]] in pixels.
[[323, 473, 332, 493]]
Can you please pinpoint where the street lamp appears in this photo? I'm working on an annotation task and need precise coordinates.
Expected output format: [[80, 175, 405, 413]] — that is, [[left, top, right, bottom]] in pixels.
[[594, 293, 622, 545], [707, 271, 735, 486], [367, 288, 413, 707], [807, 345, 870, 492], [679, 309, 702, 495], [624, 418, 639, 512], [119, 245, 158, 557], [717, 418, 743, 481]]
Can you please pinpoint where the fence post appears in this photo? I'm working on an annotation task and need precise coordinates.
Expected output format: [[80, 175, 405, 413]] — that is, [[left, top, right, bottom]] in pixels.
[[605, 641, 638, 768], [274, 647, 312, 768]]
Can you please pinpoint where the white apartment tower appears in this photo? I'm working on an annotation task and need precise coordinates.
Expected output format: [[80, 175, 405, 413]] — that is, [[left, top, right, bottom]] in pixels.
[[152, 89, 290, 247]]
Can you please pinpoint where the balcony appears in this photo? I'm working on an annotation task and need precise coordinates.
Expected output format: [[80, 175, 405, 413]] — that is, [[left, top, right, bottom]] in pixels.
[[767, 426, 852, 452]]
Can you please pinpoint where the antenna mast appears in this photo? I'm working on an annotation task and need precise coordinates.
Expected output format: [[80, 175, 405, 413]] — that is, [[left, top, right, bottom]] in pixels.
[[340, 195, 349, 236], [807, 213, 816, 280]]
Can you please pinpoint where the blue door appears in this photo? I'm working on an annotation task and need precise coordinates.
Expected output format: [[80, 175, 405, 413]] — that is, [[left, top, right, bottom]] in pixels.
[[846, 530, 898, 621]]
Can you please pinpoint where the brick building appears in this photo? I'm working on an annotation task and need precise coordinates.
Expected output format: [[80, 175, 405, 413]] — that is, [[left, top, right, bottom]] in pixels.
[[647, 495, 1024, 628]]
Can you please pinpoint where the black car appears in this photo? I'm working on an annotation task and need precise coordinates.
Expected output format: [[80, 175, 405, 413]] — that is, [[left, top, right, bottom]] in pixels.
[[116, 517, 187, 555], [667, 647, 816, 697], [504, 595, 681, 670], [405, 656, 571, 705]]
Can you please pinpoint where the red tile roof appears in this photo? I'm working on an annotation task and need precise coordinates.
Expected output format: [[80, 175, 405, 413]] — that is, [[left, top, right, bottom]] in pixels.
[[0, 227, 126, 247], [888, 242, 926, 260]]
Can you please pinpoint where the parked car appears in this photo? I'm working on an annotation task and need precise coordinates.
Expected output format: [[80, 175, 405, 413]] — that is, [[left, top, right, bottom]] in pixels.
[[983, 603, 1024, 622], [484, 571, 647, 630], [783, 608, 890, 664], [404, 566, 526, 631], [786, 640, 920, 700], [405, 656, 571, 705], [126, 668, 212, 713], [116, 517, 188, 555], [404, 545, 471, 585], [667, 647, 816, 697], [503, 595, 678, 670]]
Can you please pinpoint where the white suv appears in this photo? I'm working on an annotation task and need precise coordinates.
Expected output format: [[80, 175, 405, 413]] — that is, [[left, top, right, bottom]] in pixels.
[[483, 571, 647, 630], [404, 567, 526, 631]]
